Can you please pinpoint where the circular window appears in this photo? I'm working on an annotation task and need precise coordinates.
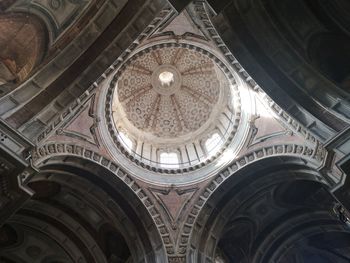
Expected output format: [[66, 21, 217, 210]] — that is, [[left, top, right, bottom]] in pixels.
[[159, 71, 174, 86]]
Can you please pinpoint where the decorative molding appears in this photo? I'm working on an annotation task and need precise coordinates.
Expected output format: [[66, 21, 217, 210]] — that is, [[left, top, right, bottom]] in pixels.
[[9, 0, 91, 41], [246, 114, 294, 148], [249, 130, 293, 147], [105, 41, 242, 174], [8, 202, 96, 262], [36, 7, 175, 144], [149, 187, 198, 229], [0, 120, 36, 225], [57, 94, 100, 147], [193, 0, 319, 146], [168, 256, 186, 263], [31, 142, 175, 257], [176, 143, 326, 255]]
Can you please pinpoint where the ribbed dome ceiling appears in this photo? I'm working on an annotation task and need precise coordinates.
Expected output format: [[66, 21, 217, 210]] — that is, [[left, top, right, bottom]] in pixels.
[[105, 42, 247, 178], [116, 46, 221, 139]]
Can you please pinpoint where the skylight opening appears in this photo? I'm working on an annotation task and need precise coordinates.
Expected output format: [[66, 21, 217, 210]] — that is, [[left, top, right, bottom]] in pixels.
[[205, 133, 222, 156], [118, 132, 133, 150], [159, 71, 174, 86], [160, 152, 179, 168]]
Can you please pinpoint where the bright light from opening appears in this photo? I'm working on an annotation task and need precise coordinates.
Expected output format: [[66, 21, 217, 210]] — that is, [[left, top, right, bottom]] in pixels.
[[205, 133, 222, 156], [159, 71, 174, 86], [160, 152, 179, 168], [216, 149, 235, 167], [118, 132, 133, 150]]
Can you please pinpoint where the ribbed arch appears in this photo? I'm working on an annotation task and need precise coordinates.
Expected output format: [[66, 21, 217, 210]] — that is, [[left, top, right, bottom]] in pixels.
[[187, 156, 349, 263]]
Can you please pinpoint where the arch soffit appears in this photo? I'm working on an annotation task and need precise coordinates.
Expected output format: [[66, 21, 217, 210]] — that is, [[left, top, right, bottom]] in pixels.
[[31, 141, 326, 258], [7, 0, 99, 44], [31, 143, 171, 260], [191, 1, 348, 141], [177, 146, 327, 257], [28, 169, 145, 262], [0, 12, 48, 79]]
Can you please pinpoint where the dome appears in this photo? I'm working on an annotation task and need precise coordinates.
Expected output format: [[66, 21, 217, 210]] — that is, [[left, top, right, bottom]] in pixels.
[[104, 42, 250, 182], [115, 45, 222, 141]]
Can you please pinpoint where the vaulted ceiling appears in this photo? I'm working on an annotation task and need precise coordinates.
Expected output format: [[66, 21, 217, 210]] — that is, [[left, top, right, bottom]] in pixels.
[[1, 1, 350, 263]]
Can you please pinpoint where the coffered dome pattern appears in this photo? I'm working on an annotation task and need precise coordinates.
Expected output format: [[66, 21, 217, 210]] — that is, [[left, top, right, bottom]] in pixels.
[[116, 46, 220, 138], [105, 42, 246, 177]]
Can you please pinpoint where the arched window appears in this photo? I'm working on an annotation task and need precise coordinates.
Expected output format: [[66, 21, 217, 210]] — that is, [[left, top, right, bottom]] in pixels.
[[118, 132, 133, 150], [160, 152, 179, 168], [205, 133, 222, 155]]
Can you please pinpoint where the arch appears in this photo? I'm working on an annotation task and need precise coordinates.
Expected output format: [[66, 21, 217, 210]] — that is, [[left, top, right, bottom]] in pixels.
[[32, 142, 174, 256], [194, 0, 349, 142], [0, 12, 48, 95], [308, 32, 350, 93], [98, 224, 132, 262], [272, 179, 334, 208], [1, 212, 85, 263], [25, 154, 167, 262], [256, 224, 350, 263], [175, 143, 326, 255], [186, 155, 336, 262], [217, 217, 256, 263]]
